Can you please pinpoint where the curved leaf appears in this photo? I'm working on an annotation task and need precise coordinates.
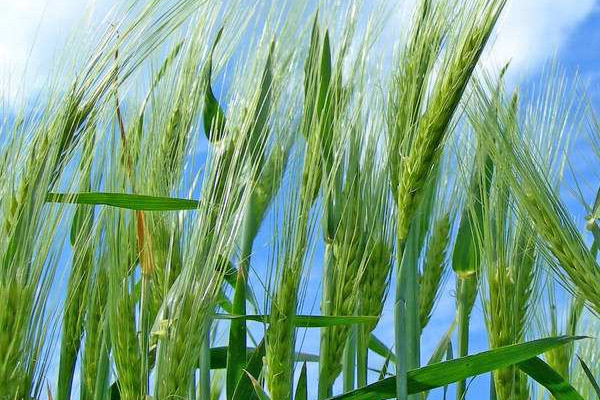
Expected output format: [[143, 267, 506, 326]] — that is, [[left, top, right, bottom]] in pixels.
[[328, 336, 584, 400], [245, 370, 272, 400], [576, 355, 600, 399], [203, 27, 227, 142], [232, 339, 266, 400], [518, 357, 584, 400], [369, 334, 395, 360]]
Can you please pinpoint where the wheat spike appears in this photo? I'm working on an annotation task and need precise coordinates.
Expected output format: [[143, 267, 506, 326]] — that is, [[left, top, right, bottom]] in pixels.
[[418, 213, 450, 331], [471, 73, 600, 315]]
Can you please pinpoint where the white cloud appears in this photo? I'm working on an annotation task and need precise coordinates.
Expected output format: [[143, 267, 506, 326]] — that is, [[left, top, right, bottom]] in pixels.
[[484, 0, 597, 80], [380, 0, 597, 81], [0, 0, 595, 96], [0, 0, 114, 97]]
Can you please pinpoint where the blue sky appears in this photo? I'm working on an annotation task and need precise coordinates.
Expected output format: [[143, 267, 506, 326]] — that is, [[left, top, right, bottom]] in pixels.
[[2, 0, 600, 399]]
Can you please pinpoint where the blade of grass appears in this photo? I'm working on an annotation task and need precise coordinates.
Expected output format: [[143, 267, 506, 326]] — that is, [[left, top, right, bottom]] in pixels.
[[518, 357, 585, 400], [215, 314, 378, 327], [426, 320, 456, 366], [198, 329, 211, 400], [46, 192, 200, 211], [576, 355, 600, 399], [232, 339, 266, 400], [202, 27, 227, 142], [327, 336, 584, 400], [368, 335, 395, 360], [443, 342, 453, 400], [246, 371, 272, 400], [295, 363, 308, 400], [343, 326, 357, 392]]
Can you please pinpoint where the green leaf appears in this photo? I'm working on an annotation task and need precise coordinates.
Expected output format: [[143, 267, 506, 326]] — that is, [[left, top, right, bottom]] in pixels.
[[295, 362, 308, 400], [110, 382, 120, 400], [369, 334, 395, 360], [233, 339, 266, 400], [303, 13, 322, 138], [46, 192, 199, 211], [203, 27, 227, 142], [427, 320, 456, 366], [518, 357, 585, 400], [247, 40, 275, 166], [452, 150, 494, 277], [219, 262, 260, 314], [424, 320, 456, 399], [296, 314, 377, 327], [214, 314, 378, 327], [209, 345, 318, 370], [576, 355, 600, 399], [590, 183, 600, 221], [217, 290, 233, 313], [377, 357, 392, 382], [303, 13, 334, 142], [245, 371, 272, 400], [442, 342, 453, 400], [318, 30, 335, 169], [232, 339, 265, 400], [69, 201, 94, 246], [327, 336, 584, 400]]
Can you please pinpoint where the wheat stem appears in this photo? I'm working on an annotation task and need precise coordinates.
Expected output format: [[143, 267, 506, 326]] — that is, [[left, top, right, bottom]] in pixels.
[[342, 326, 356, 392], [227, 197, 255, 399], [91, 313, 111, 400], [198, 327, 211, 400], [456, 274, 477, 400], [395, 238, 408, 400], [318, 240, 335, 399]]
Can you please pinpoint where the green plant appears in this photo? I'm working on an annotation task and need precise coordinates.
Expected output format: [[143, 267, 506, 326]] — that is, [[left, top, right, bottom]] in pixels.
[[4, 1, 600, 400]]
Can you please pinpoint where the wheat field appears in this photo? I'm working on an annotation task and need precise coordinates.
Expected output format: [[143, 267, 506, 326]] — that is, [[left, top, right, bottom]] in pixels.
[[2, 1, 600, 399]]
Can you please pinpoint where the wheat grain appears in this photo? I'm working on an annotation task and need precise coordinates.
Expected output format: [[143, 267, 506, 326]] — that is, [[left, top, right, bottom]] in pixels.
[[419, 213, 450, 331], [471, 74, 600, 315], [321, 198, 365, 385], [266, 270, 301, 400]]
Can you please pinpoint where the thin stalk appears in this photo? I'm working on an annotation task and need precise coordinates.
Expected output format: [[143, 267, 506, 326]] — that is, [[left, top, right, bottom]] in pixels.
[[189, 373, 197, 399], [456, 275, 476, 400], [139, 242, 152, 394], [343, 325, 356, 392], [490, 371, 497, 400], [93, 315, 111, 400], [198, 327, 211, 400], [395, 184, 428, 400], [356, 322, 368, 388], [318, 173, 338, 399], [405, 237, 420, 388], [227, 197, 256, 399], [456, 279, 469, 400], [57, 317, 78, 400], [395, 239, 408, 400], [318, 241, 334, 399]]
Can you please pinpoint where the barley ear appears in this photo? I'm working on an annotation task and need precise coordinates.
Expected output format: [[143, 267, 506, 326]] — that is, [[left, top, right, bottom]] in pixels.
[[418, 213, 451, 331]]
